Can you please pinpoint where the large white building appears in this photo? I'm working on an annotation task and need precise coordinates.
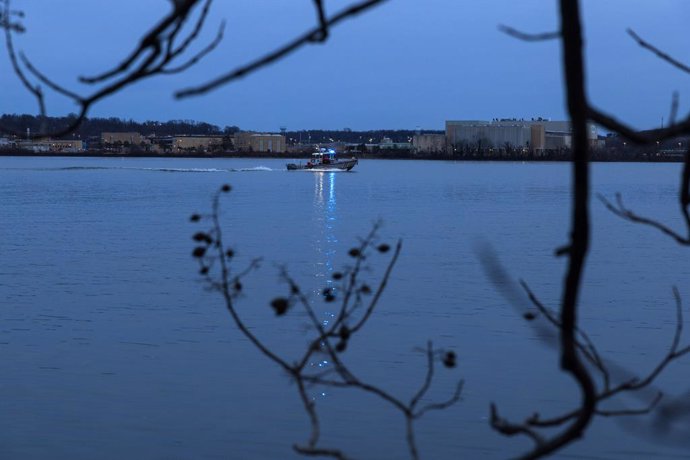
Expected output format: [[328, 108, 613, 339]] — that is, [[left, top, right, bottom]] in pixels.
[[445, 119, 597, 153]]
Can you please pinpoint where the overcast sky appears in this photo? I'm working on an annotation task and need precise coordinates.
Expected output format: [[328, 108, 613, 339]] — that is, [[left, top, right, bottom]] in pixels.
[[1, 0, 689, 131]]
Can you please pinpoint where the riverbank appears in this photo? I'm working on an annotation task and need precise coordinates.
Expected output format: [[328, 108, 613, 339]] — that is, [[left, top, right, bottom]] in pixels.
[[0, 148, 684, 162]]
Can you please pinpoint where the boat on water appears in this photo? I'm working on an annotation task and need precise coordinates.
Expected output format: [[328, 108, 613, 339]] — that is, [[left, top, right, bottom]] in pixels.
[[287, 149, 358, 171]]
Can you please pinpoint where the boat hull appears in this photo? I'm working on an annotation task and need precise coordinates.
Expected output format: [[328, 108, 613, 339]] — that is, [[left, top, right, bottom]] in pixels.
[[286, 158, 358, 171]]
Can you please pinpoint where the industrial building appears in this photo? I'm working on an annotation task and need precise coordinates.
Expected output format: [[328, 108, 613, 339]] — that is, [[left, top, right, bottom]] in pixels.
[[234, 132, 286, 153], [101, 132, 148, 146], [170, 135, 223, 151], [412, 134, 446, 154], [445, 119, 598, 154]]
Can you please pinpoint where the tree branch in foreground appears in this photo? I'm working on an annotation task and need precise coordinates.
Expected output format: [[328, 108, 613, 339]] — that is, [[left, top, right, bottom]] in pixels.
[[189, 184, 463, 460], [627, 28, 690, 75], [484, 247, 690, 458], [497, 25, 560, 42], [1, 0, 389, 137], [175, 0, 390, 98], [597, 150, 690, 246], [0, 0, 223, 138]]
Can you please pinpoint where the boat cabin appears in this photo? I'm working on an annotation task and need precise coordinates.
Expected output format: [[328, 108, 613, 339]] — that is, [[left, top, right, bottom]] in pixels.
[[309, 148, 337, 166]]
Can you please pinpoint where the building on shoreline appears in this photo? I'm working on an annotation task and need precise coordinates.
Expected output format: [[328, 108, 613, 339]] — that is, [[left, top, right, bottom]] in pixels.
[[168, 135, 223, 152], [412, 134, 446, 154], [445, 118, 598, 154], [101, 132, 148, 146], [15, 139, 83, 153], [234, 132, 286, 153]]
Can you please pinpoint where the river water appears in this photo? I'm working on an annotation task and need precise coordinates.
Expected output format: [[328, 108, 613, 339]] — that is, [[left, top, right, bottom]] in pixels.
[[2, 156, 690, 459]]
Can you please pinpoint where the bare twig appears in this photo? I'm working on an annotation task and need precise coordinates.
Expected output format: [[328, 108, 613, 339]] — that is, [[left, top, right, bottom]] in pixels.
[[596, 392, 663, 418], [491, 1, 596, 458], [192, 185, 463, 459], [597, 192, 690, 245], [176, 0, 390, 98], [498, 25, 560, 42], [588, 106, 690, 145], [0, 0, 222, 138], [2, 1, 44, 117], [627, 28, 690, 75], [311, 0, 329, 42]]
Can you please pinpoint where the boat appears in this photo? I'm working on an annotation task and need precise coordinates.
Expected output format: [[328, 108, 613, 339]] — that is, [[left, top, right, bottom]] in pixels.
[[287, 149, 358, 171]]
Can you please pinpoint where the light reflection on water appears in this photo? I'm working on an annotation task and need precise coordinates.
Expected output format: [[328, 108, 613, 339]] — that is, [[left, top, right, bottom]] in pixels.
[[312, 172, 339, 386]]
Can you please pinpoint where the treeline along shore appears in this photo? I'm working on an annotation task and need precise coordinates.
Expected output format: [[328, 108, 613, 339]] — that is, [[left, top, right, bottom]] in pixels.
[[0, 113, 686, 162]]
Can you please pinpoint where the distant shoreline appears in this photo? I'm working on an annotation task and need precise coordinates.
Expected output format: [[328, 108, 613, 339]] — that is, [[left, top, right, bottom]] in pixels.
[[0, 150, 684, 163]]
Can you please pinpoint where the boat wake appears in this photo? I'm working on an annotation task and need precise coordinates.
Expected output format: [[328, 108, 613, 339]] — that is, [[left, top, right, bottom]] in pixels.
[[3, 165, 276, 173], [231, 166, 273, 172]]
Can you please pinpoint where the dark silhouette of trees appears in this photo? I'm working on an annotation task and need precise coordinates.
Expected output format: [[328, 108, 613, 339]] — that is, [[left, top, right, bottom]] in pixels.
[[0, 113, 237, 138]]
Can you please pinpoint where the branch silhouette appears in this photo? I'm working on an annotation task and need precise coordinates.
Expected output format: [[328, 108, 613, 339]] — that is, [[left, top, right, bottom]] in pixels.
[[175, 0, 389, 98], [598, 152, 690, 246], [494, 0, 690, 457], [1, 0, 224, 138], [627, 28, 690, 75], [190, 184, 463, 459], [1, 0, 388, 138]]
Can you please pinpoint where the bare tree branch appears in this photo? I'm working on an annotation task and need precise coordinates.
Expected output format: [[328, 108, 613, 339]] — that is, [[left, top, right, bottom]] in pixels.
[[498, 25, 560, 42], [176, 0, 390, 98], [0, 0, 222, 138], [2, 1, 44, 117], [79, 0, 205, 84], [191, 185, 463, 459], [627, 28, 690, 75], [597, 190, 690, 246], [588, 106, 690, 144], [310, 0, 329, 42]]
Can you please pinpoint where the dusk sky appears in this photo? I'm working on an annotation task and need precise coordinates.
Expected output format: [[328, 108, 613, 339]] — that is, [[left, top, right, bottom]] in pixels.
[[1, 0, 689, 131]]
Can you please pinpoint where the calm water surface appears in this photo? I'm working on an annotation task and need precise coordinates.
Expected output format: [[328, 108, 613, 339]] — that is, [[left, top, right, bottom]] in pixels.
[[2, 157, 690, 459]]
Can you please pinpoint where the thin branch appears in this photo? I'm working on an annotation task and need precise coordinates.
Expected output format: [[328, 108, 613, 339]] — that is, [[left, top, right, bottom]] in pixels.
[[627, 28, 690, 75], [1, 0, 222, 138], [208, 190, 293, 374], [165, 0, 214, 62], [414, 380, 464, 418], [176, 0, 390, 98], [498, 25, 560, 42], [588, 106, 690, 145], [3, 1, 45, 118], [160, 20, 225, 74], [520, 280, 610, 390], [526, 288, 687, 430], [20, 52, 84, 101], [293, 376, 349, 460], [194, 187, 465, 460], [490, 403, 546, 446], [597, 192, 690, 245], [596, 392, 663, 418], [498, 2, 598, 458], [79, 0, 203, 84], [349, 240, 402, 334], [409, 342, 435, 410], [310, 0, 329, 42]]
